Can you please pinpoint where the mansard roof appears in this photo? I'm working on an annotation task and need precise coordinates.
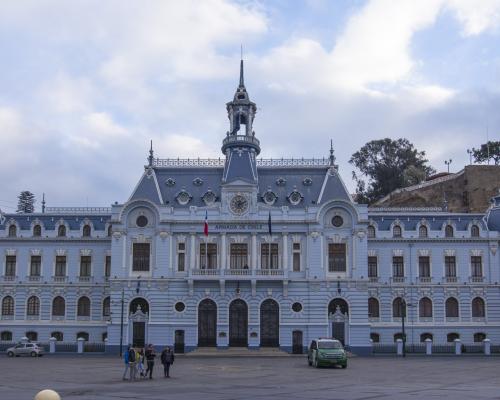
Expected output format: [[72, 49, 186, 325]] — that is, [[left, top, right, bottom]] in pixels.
[[0, 212, 111, 231]]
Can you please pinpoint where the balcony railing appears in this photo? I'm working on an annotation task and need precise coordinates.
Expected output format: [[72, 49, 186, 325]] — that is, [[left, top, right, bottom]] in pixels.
[[152, 156, 331, 168], [52, 276, 68, 283], [224, 269, 252, 276], [27, 275, 42, 282], [417, 277, 432, 283], [368, 277, 379, 283], [256, 269, 284, 276], [390, 277, 406, 284], [78, 276, 93, 283], [443, 276, 458, 283], [191, 269, 221, 276], [2, 275, 17, 282], [189, 268, 285, 278], [470, 276, 484, 283]]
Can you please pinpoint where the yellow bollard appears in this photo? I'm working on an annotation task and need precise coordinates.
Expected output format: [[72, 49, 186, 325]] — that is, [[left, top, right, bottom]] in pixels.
[[34, 389, 61, 400]]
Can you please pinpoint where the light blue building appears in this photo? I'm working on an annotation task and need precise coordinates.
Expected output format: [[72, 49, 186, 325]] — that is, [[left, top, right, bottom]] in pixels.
[[1, 62, 499, 355]]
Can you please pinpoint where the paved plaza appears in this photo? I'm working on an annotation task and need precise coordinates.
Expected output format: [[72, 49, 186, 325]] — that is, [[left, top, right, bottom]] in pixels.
[[0, 354, 499, 400]]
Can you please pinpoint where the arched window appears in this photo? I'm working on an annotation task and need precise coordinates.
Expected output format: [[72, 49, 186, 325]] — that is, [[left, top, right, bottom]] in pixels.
[[471, 224, 480, 237], [419, 297, 433, 318], [82, 225, 91, 237], [1, 331, 12, 341], [8, 224, 17, 237], [107, 225, 112, 237], [445, 297, 459, 318], [76, 332, 89, 341], [26, 331, 38, 342], [474, 332, 486, 343], [52, 296, 65, 317], [392, 225, 402, 238], [370, 333, 380, 343], [392, 297, 406, 318], [102, 297, 110, 317], [445, 225, 453, 238], [472, 297, 485, 318], [368, 297, 379, 318], [1, 296, 14, 316], [419, 225, 428, 238], [367, 225, 376, 238], [129, 297, 149, 314], [447, 333, 459, 342], [393, 332, 404, 342], [420, 333, 433, 342], [328, 298, 349, 315], [77, 296, 91, 317], [26, 296, 40, 316], [33, 224, 42, 237], [51, 331, 63, 341], [57, 225, 66, 237]]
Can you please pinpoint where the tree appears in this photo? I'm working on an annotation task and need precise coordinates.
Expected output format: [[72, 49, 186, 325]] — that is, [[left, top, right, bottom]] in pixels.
[[349, 138, 435, 204], [17, 191, 36, 213], [471, 141, 500, 165]]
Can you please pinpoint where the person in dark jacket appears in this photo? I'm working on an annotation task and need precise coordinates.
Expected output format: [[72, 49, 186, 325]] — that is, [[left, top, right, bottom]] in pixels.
[[144, 344, 156, 379], [160, 347, 175, 378]]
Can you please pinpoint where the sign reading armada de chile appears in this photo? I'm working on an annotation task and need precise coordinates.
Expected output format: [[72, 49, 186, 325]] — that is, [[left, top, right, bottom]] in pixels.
[[214, 223, 264, 230]]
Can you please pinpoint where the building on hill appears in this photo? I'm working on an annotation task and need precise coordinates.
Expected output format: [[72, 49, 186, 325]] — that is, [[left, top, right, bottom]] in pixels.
[[373, 165, 500, 213], [0, 62, 499, 355]]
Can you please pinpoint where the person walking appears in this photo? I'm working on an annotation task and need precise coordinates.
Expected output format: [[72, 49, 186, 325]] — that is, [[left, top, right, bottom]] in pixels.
[[128, 346, 137, 381], [145, 344, 156, 379], [160, 347, 175, 378], [122, 346, 131, 381], [137, 348, 145, 378]]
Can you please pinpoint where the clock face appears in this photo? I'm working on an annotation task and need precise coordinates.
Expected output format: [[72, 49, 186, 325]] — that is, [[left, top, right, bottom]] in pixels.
[[230, 194, 249, 215]]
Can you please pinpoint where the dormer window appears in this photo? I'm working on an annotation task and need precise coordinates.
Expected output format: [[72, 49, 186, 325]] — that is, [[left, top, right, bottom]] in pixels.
[[58, 225, 66, 237], [445, 225, 453, 238], [367, 225, 376, 238], [237, 94, 245, 100], [192, 177, 203, 186], [276, 177, 286, 186], [302, 177, 313, 186], [471, 224, 480, 237], [82, 225, 91, 237], [176, 190, 192, 206], [8, 224, 17, 237], [419, 225, 428, 238], [33, 224, 42, 237], [262, 189, 278, 206], [165, 178, 176, 187], [287, 189, 303, 206], [202, 190, 217, 206], [393, 225, 402, 238]]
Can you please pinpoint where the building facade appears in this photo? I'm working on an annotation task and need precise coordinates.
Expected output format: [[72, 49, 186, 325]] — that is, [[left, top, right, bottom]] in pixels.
[[1, 63, 500, 355]]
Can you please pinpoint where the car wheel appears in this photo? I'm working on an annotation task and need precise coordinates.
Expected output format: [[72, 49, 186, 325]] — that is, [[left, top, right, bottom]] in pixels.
[[30, 351, 37, 357], [7, 351, 14, 357]]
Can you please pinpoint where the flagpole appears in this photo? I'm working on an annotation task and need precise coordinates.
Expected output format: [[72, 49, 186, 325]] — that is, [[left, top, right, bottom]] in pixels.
[[205, 236, 208, 269]]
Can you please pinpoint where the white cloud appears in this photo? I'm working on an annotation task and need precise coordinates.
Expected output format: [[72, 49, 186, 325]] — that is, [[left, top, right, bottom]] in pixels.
[[446, 0, 500, 36]]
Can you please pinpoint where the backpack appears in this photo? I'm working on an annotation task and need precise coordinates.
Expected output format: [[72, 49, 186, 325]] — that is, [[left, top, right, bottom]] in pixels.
[[128, 349, 136, 362]]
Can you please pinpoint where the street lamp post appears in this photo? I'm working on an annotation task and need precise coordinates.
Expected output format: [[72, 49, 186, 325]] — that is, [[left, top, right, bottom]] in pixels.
[[444, 159, 452, 173], [119, 287, 125, 357], [401, 299, 407, 358], [467, 149, 473, 165]]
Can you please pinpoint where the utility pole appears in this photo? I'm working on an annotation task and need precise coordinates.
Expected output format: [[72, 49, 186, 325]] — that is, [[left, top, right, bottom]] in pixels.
[[119, 287, 124, 357]]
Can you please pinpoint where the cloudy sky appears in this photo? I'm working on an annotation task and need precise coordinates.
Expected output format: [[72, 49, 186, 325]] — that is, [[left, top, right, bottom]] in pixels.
[[1, 0, 499, 210]]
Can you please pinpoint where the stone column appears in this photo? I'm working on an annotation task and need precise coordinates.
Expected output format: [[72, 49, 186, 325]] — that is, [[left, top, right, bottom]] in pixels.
[[425, 338, 432, 355], [483, 338, 491, 355], [77, 337, 85, 354], [282, 233, 288, 271], [396, 338, 403, 356], [454, 338, 461, 355], [49, 337, 56, 353], [251, 233, 257, 270], [189, 233, 196, 272], [221, 233, 226, 270]]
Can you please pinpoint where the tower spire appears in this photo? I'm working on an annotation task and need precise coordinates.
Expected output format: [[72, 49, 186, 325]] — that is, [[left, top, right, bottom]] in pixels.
[[148, 140, 154, 167], [42, 193, 46, 213], [329, 139, 336, 166], [239, 58, 244, 88]]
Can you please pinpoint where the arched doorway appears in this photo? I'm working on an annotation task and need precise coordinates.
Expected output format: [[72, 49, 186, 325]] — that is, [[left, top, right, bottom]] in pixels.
[[129, 297, 149, 347], [229, 299, 248, 347], [260, 299, 279, 347], [198, 299, 217, 347], [328, 298, 349, 345]]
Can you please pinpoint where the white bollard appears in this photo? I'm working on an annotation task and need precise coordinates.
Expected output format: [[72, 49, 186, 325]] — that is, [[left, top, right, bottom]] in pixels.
[[396, 338, 403, 356], [483, 338, 491, 355], [454, 338, 461, 355], [49, 337, 56, 353], [77, 337, 85, 353], [34, 389, 61, 400], [425, 338, 432, 355]]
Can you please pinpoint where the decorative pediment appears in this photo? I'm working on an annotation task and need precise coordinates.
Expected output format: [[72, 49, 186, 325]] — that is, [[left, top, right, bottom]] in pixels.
[[5, 249, 17, 256], [393, 249, 404, 256], [367, 250, 377, 257], [470, 249, 483, 257], [55, 249, 67, 256], [80, 249, 92, 256], [418, 249, 430, 257], [30, 249, 42, 256], [444, 249, 456, 257]]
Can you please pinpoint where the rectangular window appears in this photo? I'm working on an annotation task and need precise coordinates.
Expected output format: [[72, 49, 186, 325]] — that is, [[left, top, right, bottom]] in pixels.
[[230, 244, 248, 269], [105, 256, 111, 277], [418, 256, 430, 277], [368, 256, 378, 278], [80, 256, 91, 276], [292, 243, 301, 272], [55, 256, 66, 276], [5, 255, 16, 276], [392, 256, 404, 277], [199, 243, 217, 269], [328, 243, 346, 273], [445, 256, 456, 277], [471, 256, 482, 277], [261, 243, 279, 269], [30, 256, 41, 276], [132, 243, 150, 272], [177, 243, 185, 272]]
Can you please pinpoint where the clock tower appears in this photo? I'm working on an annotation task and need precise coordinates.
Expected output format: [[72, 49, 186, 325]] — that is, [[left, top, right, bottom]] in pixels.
[[221, 59, 260, 216]]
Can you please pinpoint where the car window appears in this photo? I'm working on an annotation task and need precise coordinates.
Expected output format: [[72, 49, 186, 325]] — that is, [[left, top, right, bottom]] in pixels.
[[15, 344, 23, 348], [26, 344, 33, 348], [318, 341, 342, 349]]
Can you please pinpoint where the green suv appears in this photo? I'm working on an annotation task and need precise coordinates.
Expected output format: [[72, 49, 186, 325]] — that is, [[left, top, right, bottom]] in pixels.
[[307, 339, 347, 368]]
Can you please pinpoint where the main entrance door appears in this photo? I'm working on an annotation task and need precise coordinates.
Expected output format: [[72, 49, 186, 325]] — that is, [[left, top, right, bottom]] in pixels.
[[328, 298, 349, 346], [229, 299, 248, 347], [174, 330, 185, 354], [292, 330, 303, 354], [132, 322, 145, 347], [260, 299, 279, 347], [198, 299, 217, 347]]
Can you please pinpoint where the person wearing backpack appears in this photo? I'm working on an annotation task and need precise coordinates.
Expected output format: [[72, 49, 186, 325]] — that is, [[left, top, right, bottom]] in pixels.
[[144, 344, 156, 379], [122, 346, 132, 380], [128, 346, 137, 380], [160, 347, 175, 378]]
